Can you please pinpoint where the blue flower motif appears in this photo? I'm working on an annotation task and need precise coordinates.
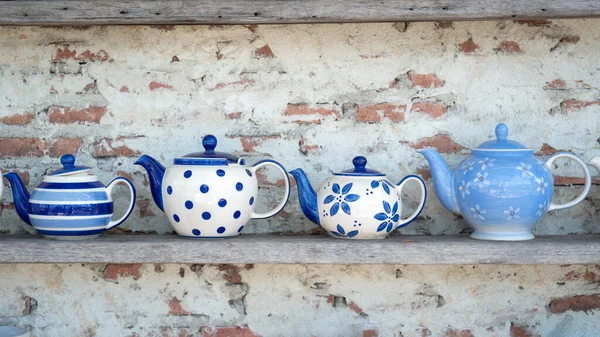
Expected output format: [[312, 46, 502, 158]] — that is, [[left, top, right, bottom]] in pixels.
[[324, 183, 360, 216], [374, 200, 400, 233], [370, 179, 395, 195], [330, 224, 359, 238]]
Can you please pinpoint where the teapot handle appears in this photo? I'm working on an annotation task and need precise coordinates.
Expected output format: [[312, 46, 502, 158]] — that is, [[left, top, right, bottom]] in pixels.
[[394, 175, 427, 230], [105, 177, 137, 229], [544, 152, 591, 212], [250, 160, 291, 219]]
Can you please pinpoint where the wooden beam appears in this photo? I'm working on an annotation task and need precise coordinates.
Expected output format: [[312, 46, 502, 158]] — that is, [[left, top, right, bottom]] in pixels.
[[1, 234, 599, 264], [0, 0, 599, 26]]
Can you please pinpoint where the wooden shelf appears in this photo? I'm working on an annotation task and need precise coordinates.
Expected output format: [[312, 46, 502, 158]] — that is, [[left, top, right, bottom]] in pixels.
[[1, 234, 599, 264], [1, 0, 599, 26]]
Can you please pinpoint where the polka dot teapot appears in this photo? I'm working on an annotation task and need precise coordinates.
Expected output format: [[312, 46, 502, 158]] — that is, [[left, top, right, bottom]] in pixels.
[[135, 135, 291, 237]]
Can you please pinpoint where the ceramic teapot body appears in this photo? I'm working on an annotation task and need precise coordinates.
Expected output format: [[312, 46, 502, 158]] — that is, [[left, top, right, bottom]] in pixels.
[[3, 154, 136, 240], [290, 156, 427, 239], [135, 135, 291, 237], [420, 124, 591, 241]]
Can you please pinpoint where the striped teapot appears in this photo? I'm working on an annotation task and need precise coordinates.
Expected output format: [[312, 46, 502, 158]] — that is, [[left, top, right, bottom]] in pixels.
[[3, 154, 136, 240]]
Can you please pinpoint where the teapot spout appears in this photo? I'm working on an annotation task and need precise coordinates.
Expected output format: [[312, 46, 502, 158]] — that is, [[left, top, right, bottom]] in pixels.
[[418, 148, 460, 214], [134, 155, 166, 212], [3, 172, 32, 225], [289, 169, 320, 225]]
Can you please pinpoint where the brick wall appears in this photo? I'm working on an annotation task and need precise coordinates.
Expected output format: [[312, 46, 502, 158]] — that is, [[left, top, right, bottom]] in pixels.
[[0, 20, 600, 336]]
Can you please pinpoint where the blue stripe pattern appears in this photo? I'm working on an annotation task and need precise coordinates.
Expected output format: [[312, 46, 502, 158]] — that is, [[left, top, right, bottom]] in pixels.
[[38, 181, 104, 189], [36, 228, 106, 236], [30, 216, 111, 229], [31, 190, 109, 202], [29, 202, 113, 216]]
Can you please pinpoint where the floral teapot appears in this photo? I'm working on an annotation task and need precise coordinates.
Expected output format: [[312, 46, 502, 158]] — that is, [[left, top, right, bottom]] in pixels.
[[419, 123, 592, 241], [135, 134, 291, 237], [289, 156, 427, 239], [3, 154, 136, 240]]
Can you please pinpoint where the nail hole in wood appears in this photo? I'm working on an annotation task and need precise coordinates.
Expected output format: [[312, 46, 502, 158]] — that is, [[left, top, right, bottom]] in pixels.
[[541, 8, 547, 11], [120, 10, 129, 15], [408, 8, 414, 11], [155, 12, 160, 15], [218, 15, 222, 18], [254, 12, 260, 16], [62, 7, 68, 10], [23, 13, 28, 17], [442, 7, 449, 10]]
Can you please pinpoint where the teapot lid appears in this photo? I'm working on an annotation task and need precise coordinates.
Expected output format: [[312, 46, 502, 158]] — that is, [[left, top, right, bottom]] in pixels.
[[174, 135, 239, 165], [335, 156, 385, 177], [49, 154, 91, 176], [475, 124, 530, 150]]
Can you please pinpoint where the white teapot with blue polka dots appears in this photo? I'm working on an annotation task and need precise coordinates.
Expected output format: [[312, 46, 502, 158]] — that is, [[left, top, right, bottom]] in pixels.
[[290, 156, 427, 239], [135, 135, 291, 237]]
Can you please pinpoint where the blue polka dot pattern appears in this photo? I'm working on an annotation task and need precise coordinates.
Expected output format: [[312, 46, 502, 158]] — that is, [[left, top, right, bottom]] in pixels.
[[200, 184, 209, 193], [167, 186, 173, 195], [192, 229, 201, 236], [246, 169, 252, 177], [184, 170, 192, 178], [249, 197, 255, 206], [233, 210, 241, 219], [202, 212, 211, 220], [218, 199, 227, 207], [185, 200, 193, 209], [237, 226, 244, 233], [217, 226, 226, 234], [236, 182, 243, 191], [173, 214, 180, 222], [216, 169, 225, 177]]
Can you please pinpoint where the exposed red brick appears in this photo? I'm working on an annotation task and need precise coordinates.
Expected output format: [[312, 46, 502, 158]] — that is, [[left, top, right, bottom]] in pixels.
[[575, 80, 591, 89], [411, 102, 447, 118], [299, 135, 319, 154], [214, 76, 255, 90], [543, 79, 567, 90], [22, 296, 34, 315], [435, 21, 453, 28], [356, 103, 406, 123], [560, 99, 600, 113], [48, 138, 81, 157], [407, 71, 445, 88], [53, 45, 109, 62], [554, 176, 600, 186], [419, 327, 432, 337], [116, 170, 133, 181], [247, 24, 258, 32], [444, 328, 474, 337], [138, 199, 155, 218], [256, 169, 293, 188], [363, 329, 378, 337], [551, 36, 581, 52], [459, 38, 480, 54], [0, 113, 33, 125], [48, 106, 107, 124], [494, 41, 522, 54], [217, 265, 242, 283], [348, 301, 366, 315], [224, 112, 242, 120], [416, 167, 432, 181], [0, 138, 46, 157], [213, 326, 259, 337], [549, 294, 600, 313], [149, 81, 174, 91], [119, 86, 130, 93], [168, 297, 190, 316], [154, 264, 165, 273], [514, 19, 552, 26], [284, 104, 341, 119], [236, 135, 280, 152], [411, 134, 465, 154], [171, 55, 180, 62], [254, 44, 275, 58], [584, 271, 598, 282], [93, 137, 141, 158], [2, 169, 30, 187], [536, 143, 558, 155], [103, 264, 142, 281], [510, 324, 536, 337]]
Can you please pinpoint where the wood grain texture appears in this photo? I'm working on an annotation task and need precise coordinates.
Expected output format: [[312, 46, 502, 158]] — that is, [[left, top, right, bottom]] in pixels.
[[0, 0, 599, 25], [1, 234, 599, 264]]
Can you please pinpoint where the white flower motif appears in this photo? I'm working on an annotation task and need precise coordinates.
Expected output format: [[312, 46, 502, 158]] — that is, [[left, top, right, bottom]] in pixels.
[[535, 176, 548, 195], [470, 204, 486, 220], [479, 158, 496, 170], [537, 201, 549, 217], [473, 171, 490, 189], [504, 206, 521, 221], [516, 162, 534, 178], [459, 180, 471, 198], [460, 161, 475, 175]]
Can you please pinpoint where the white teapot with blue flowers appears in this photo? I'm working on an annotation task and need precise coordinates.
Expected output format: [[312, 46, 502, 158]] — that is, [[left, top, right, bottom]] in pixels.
[[419, 123, 592, 241], [290, 156, 427, 239]]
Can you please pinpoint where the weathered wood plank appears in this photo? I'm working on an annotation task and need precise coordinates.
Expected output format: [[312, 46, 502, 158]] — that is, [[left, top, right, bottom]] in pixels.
[[1, 234, 599, 264], [0, 0, 599, 26]]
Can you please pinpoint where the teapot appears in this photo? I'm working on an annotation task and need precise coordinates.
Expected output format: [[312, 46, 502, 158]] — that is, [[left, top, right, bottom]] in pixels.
[[3, 154, 136, 240], [419, 123, 591, 241], [289, 156, 427, 239], [134, 134, 291, 237]]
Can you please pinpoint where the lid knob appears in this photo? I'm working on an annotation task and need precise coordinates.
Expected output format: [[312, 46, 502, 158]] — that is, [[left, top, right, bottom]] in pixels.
[[202, 135, 217, 153], [352, 156, 367, 172], [60, 154, 76, 168], [495, 123, 508, 141]]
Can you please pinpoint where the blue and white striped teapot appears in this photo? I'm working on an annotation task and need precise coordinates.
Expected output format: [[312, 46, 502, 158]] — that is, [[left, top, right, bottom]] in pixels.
[[4, 154, 136, 240]]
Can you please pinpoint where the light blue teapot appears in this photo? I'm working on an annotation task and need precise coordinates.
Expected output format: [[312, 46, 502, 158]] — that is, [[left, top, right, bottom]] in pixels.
[[419, 123, 591, 241]]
